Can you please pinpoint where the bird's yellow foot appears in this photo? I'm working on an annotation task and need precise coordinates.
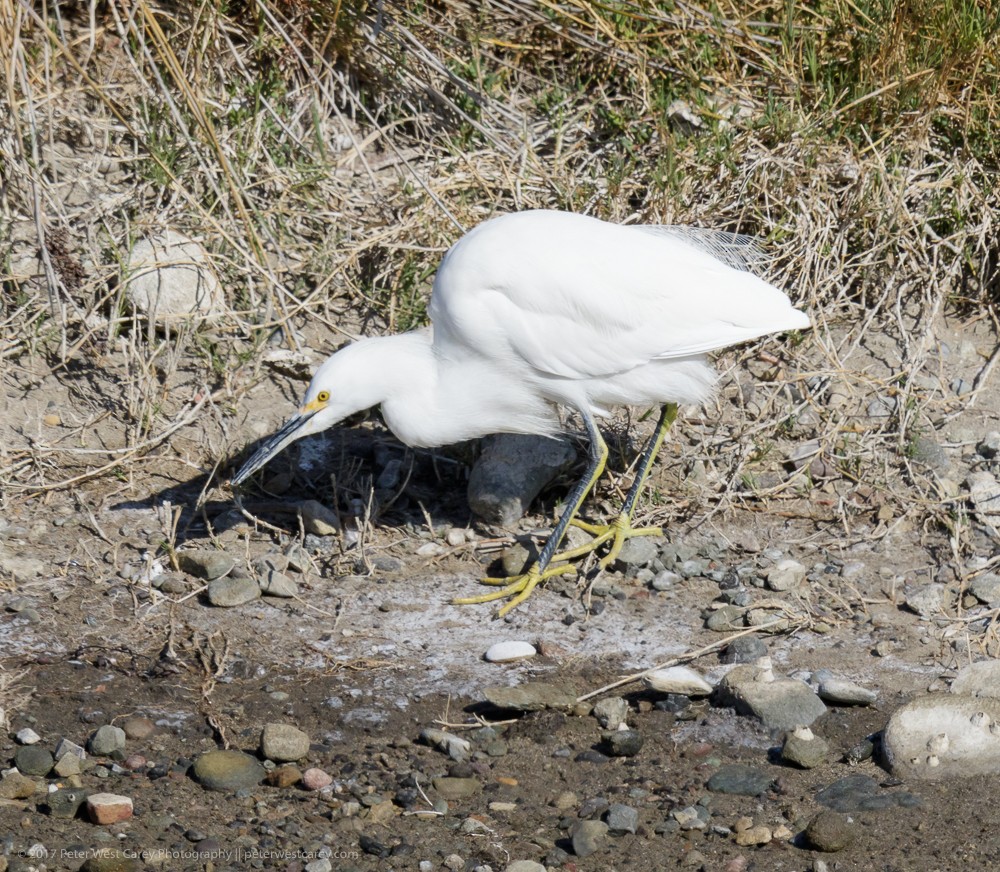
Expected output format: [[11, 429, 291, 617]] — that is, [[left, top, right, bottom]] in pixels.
[[555, 514, 663, 568], [452, 562, 577, 617]]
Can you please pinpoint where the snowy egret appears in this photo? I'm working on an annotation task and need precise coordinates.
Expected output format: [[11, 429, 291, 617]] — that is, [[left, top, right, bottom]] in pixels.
[[232, 210, 809, 615]]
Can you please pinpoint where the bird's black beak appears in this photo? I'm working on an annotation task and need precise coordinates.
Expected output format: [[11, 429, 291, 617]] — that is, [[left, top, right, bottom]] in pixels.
[[230, 409, 317, 486]]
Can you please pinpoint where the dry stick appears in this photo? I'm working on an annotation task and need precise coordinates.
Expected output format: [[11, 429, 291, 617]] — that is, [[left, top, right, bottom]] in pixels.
[[575, 620, 801, 704]]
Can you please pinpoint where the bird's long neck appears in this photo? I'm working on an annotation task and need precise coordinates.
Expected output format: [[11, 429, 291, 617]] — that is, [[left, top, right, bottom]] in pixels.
[[374, 330, 558, 448]]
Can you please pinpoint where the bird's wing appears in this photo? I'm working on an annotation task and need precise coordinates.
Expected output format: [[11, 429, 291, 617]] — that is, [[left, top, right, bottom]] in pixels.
[[429, 211, 809, 380]]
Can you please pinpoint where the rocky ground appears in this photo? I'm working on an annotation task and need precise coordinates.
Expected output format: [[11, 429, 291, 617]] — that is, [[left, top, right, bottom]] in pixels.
[[3, 320, 1000, 872]]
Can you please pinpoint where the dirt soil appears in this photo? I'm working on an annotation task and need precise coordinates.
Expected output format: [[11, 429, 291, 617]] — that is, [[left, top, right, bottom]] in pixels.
[[3, 302, 1000, 872]]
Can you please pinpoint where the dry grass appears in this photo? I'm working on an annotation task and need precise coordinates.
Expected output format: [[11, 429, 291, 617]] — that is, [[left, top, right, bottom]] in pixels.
[[1, 0, 998, 567]]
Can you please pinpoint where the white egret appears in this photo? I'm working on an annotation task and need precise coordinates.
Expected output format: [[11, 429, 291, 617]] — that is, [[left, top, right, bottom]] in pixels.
[[232, 210, 810, 615]]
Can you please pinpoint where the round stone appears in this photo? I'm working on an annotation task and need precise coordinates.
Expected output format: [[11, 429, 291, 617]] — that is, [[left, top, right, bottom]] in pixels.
[[485, 641, 537, 663], [14, 745, 54, 776], [260, 723, 311, 762], [804, 810, 855, 852], [191, 750, 266, 792]]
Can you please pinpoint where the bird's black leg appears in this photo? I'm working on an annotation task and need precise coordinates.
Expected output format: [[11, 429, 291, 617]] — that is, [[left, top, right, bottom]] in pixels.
[[452, 410, 609, 615]]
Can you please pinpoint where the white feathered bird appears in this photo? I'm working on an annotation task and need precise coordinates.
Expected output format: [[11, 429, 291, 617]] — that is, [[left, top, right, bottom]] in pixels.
[[232, 210, 810, 614]]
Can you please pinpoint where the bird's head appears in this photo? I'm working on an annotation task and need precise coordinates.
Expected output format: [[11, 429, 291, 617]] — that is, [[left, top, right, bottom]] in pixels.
[[230, 343, 383, 487]]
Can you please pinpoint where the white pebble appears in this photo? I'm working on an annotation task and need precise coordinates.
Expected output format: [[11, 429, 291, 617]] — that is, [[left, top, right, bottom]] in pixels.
[[15, 728, 41, 745], [643, 665, 712, 697], [484, 641, 536, 663], [446, 528, 466, 547]]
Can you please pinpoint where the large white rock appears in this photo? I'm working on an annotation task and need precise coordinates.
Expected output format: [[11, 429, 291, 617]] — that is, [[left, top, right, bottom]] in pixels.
[[485, 641, 537, 663], [883, 694, 1000, 780], [126, 230, 224, 322]]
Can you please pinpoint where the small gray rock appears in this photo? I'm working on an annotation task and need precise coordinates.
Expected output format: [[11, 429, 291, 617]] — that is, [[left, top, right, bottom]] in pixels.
[[484, 681, 577, 712], [191, 750, 266, 791], [781, 727, 830, 769], [88, 725, 126, 757], [978, 431, 1000, 459], [177, 549, 235, 580], [15, 728, 41, 745], [14, 745, 53, 776], [816, 774, 920, 811], [951, 660, 1000, 698], [716, 665, 827, 729], [705, 605, 746, 631], [259, 569, 298, 598], [818, 677, 877, 706], [505, 862, 547, 872], [910, 436, 950, 471], [650, 570, 680, 591], [967, 471, 1000, 516], [904, 583, 944, 617], [207, 576, 260, 607], [432, 776, 481, 800], [45, 787, 90, 819], [602, 730, 643, 758], [765, 559, 806, 591], [299, 500, 340, 535], [721, 636, 767, 664], [592, 697, 629, 730], [706, 764, 773, 796], [571, 819, 609, 858], [260, 723, 311, 762], [614, 536, 660, 570], [467, 434, 576, 527], [969, 573, 1000, 605], [605, 803, 639, 834], [805, 811, 855, 852]]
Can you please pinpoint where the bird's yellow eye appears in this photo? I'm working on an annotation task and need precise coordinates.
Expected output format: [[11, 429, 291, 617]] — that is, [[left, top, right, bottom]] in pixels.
[[316, 390, 330, 403]]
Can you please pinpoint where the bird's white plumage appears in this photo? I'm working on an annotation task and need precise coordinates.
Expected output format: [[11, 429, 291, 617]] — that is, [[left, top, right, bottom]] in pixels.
[[232, 210, 809, 478], [430, 211, 808, 382]]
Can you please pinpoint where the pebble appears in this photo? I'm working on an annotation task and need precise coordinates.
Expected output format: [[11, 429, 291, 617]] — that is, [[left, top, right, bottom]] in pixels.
[[484, 681, 577, 711], [570, 819, 608, 858], [602, 730, 644, 758], [260, 723, 311, 762], [45, 787, 90, 818], [420, 728, 471, 761], [191, 750, 266, 791], [734, 825, 772, 846], [87, 792, 134, 824], [207, 576, 260, 607], [259, 569, 298, 597], [643, 665, 712, 697], [592, 697, 629, 730], [715, 664, 827, 729], [80, 853, 141, 872], [804, 810, 854, 852], [706, 605, 746, 631], [951, 660, 1000, 697], [672, 805, 709, 830], [14, 745, 53, 776], [505, 862, 546, 872], [299, 499, 341, 534], [781, 726, 830, 769], [0, 772, 37, 800], [88, 725, 126, 756], [484, 641, 537, 663], [816, 775, 921, 811], [605, 803, 639, 834], [121, 717, 155, 740], [721, 636, 767, 664], [650, 569, 680, 591], [765, 559, 806, 591], [883, 694, 1000, 779], [817, 677, 877, 706], [265, 764, 302, 787], [305, 860, 333, 872], [176, 549, 234, 580], [613, 536, 660, 570], [969, 573, 1000, 605], [968, 470, 1000, 516], [467, 434, 576, 526], [15, 728, 40, 745], [432, 776, 481, 800], [978, 431, 1000, 459], [54, 753, 82, 777], [302, 767, 333, 790], [904, 583, 944, 617], [706, 764, 773, 796]]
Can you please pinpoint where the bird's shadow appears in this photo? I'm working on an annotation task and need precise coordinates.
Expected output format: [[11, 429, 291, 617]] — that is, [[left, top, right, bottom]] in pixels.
[[114, 423, 500, 552]]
